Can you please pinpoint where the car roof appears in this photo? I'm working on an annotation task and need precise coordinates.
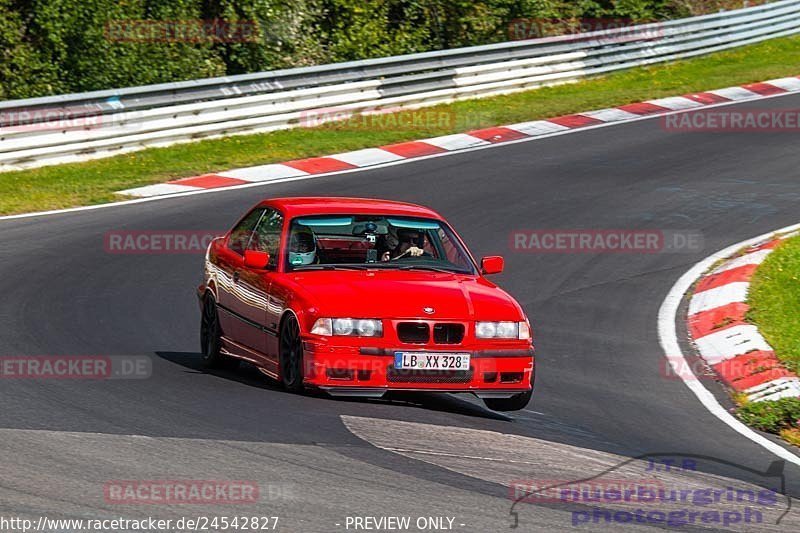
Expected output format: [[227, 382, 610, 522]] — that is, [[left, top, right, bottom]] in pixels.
[[259, 197, 444, 219]]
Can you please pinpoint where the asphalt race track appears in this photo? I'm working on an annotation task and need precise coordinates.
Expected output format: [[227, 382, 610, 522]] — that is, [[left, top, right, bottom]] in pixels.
[[2, 94, 800, 531]]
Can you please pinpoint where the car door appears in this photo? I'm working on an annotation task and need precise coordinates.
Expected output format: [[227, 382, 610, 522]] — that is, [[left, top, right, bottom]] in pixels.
[[235, 207, 284, 374], [215, 207, 265, 361]]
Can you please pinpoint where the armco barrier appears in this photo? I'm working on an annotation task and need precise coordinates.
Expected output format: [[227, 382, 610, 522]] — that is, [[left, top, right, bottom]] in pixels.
[[1, 0, 799, 171]]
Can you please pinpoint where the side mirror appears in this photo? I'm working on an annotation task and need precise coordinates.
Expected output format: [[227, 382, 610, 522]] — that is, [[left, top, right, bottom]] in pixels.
[[244, 250, 270, 269], [481, 256, 504, 275]]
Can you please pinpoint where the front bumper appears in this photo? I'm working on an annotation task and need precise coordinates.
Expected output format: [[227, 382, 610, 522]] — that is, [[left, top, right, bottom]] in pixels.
[[302, 340, 535, 398]]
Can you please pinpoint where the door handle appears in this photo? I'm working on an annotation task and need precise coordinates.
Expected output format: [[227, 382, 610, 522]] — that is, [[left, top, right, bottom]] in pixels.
[[233, 270, 240, 282]]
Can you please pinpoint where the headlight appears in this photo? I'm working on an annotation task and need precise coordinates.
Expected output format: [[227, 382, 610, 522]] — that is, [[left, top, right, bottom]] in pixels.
[[311, 318, 383, 337], [476, 321, 530, 339]]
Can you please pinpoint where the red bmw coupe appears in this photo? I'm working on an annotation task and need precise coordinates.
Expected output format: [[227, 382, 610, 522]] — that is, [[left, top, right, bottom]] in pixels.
[[198, 197, 535, 411]]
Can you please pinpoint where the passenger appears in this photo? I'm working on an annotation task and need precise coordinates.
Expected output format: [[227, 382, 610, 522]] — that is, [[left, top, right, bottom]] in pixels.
[[381, 227, 425, 261]]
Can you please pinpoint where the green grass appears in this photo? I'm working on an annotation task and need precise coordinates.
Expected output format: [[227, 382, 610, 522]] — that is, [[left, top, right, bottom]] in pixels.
[[747, 234, 800, 368], [3, 34, 800, 215]]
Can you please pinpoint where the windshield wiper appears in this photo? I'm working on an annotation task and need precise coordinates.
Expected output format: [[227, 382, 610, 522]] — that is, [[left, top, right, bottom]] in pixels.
[[393, 265, 462, 274], [293, 264, 370, 271]]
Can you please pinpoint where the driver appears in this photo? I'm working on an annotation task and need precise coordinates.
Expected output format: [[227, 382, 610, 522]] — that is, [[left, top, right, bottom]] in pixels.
[[288, 225, 317, 266], [381, 227, 425, 261]]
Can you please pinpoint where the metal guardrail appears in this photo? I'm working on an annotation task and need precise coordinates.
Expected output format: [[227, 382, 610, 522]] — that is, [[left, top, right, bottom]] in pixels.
[[1, 0, 799, 171]]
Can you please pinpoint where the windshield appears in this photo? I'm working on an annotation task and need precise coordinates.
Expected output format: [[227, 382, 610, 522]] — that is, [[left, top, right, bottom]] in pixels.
[[284, 215, 477, 274]]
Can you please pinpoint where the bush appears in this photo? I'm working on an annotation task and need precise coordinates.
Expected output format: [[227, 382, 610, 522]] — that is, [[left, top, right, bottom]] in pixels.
[[738, 397, 800, 434]]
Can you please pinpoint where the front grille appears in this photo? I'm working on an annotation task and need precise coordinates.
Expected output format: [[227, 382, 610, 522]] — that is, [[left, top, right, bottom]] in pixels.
[[387, 366, 473, 383], [397, 322, 429, 343], [433, 323, 464, 344]]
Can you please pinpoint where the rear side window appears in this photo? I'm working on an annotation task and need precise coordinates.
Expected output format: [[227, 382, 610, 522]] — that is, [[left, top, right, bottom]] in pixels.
[[228, 208, 264, 256]]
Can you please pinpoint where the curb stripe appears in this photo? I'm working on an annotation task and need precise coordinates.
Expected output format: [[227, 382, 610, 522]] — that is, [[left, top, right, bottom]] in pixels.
[[546, 114, 604, 128], [283, 157, 357, 174], [742, 82, 788, 96], [116, 182, 203, 197], [711, 248, 772, 274], [421, 133, 490, 151], [327, 148, 405, 167], [683, 92, 731, 105], [616, 102, 670, 115], [218, 164, 309, 182], [466, 127, 529, 143], [713, 351, 791, 392], [707, 86, 762, 101], [688, 282, 749, 315], [380, 141, 447, 158], [688, 302, 749, 339], [694, 264, 759, 294], [171, 174, 248, 188], [646, 96, 704, 110], [693, 324, 772, 365]]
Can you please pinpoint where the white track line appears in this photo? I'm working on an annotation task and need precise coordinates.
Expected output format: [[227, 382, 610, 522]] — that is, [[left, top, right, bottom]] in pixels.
[[658, 222, 800, 466], [2, 88, 800, 222]]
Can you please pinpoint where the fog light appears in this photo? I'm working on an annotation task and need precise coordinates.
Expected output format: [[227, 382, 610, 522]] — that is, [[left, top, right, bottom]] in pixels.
[[500, 372, 523, 383], [327, 368, 354, 380]]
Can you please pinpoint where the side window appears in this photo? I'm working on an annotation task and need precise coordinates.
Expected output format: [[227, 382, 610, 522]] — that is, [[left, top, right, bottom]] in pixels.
[[249, 208, 284, 267], [228, 209, 265, 256]]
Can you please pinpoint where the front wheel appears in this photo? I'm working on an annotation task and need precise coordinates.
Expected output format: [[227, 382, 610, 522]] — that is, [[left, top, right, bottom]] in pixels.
[[279, 314, 304, 392], [483, 367, 534, 411], [483, 389, 532, 411], [200, 295, 236, 369]]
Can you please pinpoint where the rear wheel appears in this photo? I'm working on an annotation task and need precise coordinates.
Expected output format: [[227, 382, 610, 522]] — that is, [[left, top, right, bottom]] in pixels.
[[279, 314, 304, 392], [200, 295, 236, 369]]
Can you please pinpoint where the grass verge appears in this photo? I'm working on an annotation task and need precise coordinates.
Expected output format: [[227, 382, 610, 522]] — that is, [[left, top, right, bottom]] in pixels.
[[748, 235, 800, 367], [736, 234, 800, 446], [2, 34, 800, 215]]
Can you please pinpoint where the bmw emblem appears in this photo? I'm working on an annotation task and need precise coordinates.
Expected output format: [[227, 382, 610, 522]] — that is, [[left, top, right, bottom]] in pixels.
[[423, 307, 435, 315]]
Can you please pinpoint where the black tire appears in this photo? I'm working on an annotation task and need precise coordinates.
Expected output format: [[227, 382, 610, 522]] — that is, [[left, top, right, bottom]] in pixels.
[[200, 295, 236, 369], [483, 389, 532, 411], [483, 367, 535, 411], [279, 314, 304, 392]]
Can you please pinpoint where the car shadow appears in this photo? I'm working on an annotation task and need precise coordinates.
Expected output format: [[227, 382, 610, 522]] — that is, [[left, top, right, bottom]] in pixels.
[[156, 351, 511, 421]]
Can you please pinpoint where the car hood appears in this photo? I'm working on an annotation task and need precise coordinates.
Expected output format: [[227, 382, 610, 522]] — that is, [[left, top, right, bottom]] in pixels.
[[285, 270, 523, 320]]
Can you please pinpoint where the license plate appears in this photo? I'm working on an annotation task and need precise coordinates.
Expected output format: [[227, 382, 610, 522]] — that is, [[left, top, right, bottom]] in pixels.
[[394, 352, 471, 371]]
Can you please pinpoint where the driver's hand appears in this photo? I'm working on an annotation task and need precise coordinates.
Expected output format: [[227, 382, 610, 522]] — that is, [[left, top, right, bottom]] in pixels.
[[408, 246, 423, 257], [381, 251, 391, 262]]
